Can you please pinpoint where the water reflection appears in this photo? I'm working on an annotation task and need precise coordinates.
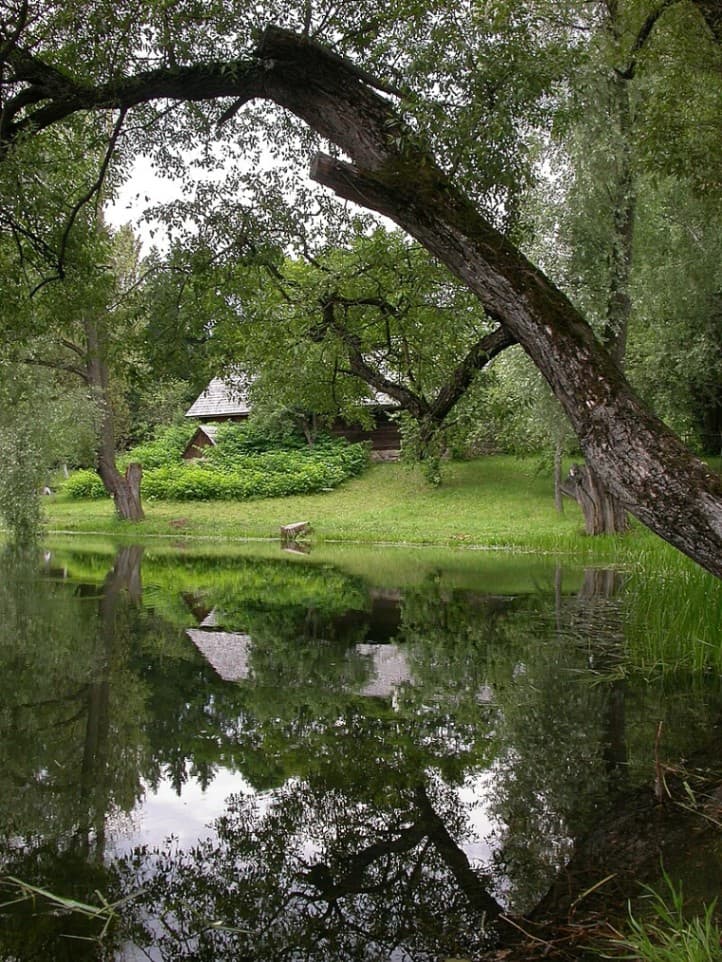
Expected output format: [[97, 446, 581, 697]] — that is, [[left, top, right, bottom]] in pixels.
[[0, 544, 720, 959]]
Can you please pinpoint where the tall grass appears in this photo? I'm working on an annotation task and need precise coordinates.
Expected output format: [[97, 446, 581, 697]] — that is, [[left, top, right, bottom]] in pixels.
[[606, 873, 722, 961], [622, 546, 722, 675]]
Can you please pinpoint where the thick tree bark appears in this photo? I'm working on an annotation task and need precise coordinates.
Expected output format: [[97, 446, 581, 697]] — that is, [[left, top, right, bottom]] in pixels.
[[3, 25, 722, 572]]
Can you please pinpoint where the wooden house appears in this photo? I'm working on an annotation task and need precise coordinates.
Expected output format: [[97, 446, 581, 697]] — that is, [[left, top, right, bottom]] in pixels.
[[183, 376, 401, 458]]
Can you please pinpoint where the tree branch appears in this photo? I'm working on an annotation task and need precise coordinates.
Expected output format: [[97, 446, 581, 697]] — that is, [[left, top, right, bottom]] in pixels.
[[320, 293, 431, 420], [617, 0, 683, 79], [21, 355, 89, 382], [414, 783, 504, 920], [49, 106, 128, 287], [429, 325, 515, 423]]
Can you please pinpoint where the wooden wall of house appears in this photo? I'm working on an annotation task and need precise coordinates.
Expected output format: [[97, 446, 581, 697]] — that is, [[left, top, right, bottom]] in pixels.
[[328, 410, 401, 450]]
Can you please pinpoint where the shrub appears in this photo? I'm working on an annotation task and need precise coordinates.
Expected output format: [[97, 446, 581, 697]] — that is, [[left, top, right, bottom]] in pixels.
[[119, 424, 197, 470], [62, 469, 108, 500], [63, 426, 370, 502]]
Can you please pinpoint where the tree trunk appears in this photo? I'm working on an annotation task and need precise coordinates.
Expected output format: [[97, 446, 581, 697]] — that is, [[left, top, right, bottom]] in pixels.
[[553, 440, 564, 515], [85, 319, 145, 521], [561, 463, 629, 535], [247, 27, 722, 575]]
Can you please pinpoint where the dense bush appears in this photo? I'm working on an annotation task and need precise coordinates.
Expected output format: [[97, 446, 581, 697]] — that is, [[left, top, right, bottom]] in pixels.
[[63, 424, 369, 502], [62, 469, 108, 500]]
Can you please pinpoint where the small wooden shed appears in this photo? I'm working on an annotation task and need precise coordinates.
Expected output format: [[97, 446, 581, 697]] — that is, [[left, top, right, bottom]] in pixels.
[[182, 424, 220, 461]]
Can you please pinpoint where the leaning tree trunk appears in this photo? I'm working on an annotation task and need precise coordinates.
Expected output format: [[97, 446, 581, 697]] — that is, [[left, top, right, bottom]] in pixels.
[[85, 320, 144, 521], [245, 27, 722, 575]]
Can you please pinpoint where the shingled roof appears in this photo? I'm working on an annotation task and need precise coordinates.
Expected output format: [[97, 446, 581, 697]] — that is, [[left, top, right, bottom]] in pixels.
[[186, 374, 400, 420], [185, 377, 251, 419]]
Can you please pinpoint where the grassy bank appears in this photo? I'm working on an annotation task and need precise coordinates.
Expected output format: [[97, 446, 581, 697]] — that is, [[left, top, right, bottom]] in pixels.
[[42, 455, 660, 560]]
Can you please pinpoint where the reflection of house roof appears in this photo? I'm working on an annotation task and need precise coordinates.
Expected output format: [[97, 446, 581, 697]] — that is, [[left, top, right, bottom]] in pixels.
[[355, 644, 412, 697], [185, 377, 251, 419], [186, 623, 411, 698], [199, 608, 220, 627], [187, 629, 253, 682]]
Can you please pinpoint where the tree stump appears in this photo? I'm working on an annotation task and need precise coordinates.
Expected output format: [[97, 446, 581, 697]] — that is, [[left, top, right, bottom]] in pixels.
[[561, 463, 629, 535], [280, 521, 312, 543]]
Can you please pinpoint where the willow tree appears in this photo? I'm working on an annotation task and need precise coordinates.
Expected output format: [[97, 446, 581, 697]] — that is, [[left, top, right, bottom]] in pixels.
[[1, 2, 722, 574], [0, 213, 147, 521]]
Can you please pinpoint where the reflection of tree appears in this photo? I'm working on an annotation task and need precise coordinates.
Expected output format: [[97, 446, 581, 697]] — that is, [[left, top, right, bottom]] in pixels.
[[117, 563, 722, 958], [0, 547, 147, 849], [4, 547, 722, 959], [0, 546, 148, 955], [398, 569, 630, 914], [121, 776, 502, 962]]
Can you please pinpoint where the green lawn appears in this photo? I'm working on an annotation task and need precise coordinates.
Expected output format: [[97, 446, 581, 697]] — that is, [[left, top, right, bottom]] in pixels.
[[43, 455, 658, 562]]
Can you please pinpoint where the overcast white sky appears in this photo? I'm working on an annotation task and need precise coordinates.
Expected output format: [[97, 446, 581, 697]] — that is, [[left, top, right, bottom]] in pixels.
[[105, 155, 184, 250]]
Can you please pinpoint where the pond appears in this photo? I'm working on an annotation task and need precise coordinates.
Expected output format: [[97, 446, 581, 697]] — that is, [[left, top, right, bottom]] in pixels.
[[0, 540, 721, 961]]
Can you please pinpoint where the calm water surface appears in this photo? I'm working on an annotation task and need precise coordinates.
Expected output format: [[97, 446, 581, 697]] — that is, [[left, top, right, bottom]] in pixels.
[[1, 541, 721, 960]]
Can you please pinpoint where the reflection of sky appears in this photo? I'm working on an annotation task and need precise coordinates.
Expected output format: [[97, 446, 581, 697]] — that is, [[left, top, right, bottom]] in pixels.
[[458, 771, 496, 866], [108, 767, 255, 855], [107, 766, 496, 869]]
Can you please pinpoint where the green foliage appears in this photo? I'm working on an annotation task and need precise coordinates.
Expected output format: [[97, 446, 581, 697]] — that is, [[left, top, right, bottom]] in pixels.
[[153, 227, 499, 465], [210, 420, 309, 456], [0, 367, 95, 543], [120, 423, 197, 469], [0, 422, 46, 544], [62, 468, 108, 500], [63, 423, 369, 502]]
